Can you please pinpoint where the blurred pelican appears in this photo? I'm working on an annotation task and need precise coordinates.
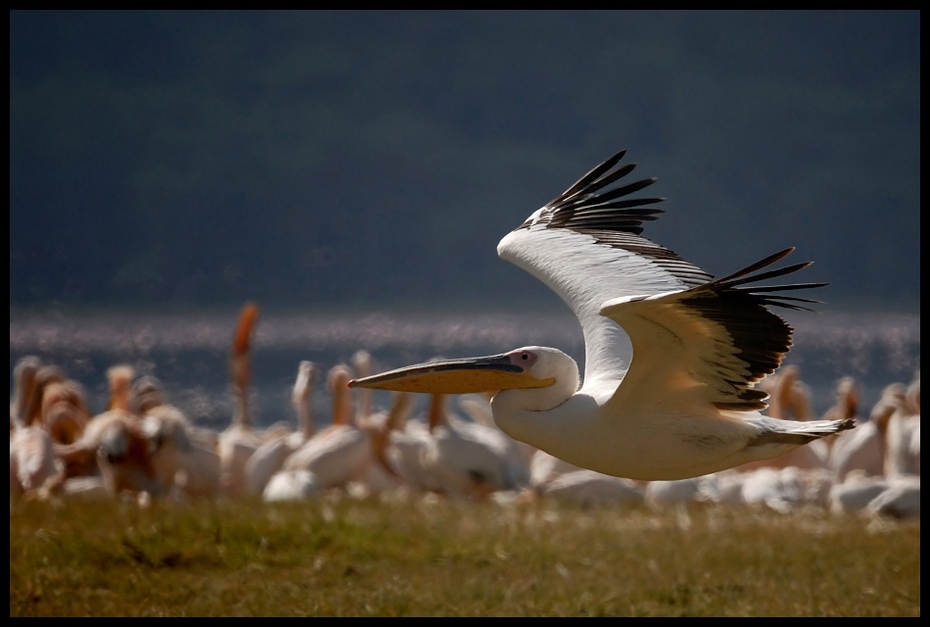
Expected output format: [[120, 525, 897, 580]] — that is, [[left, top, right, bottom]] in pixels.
[[351, 150, 853, 480], [539, 469, 644, 507], [884, 371, 920, 479], [645, 476, 711, 507], [352, 350, 375, 423], [131, 375, 168, 416], [10, 425, 57, 500], [10, 356, 41, 430], [356, 389, 415, 494], [50, 365, 163, 501], [132, 376, 222, 500], [867, 475, 920, 519], [218, 302, 265, 497], [246, 360, 318, 496], [275, 364, 389, 494], [142, 403, 222, 499], [419, 392, 522, 499], [905, 370, 920, 415], [528, 449, 585, 489], [383, 396, 436, 493], [828, 470, 890, 515], [39, 378, 91, 445], [829, 383, 900, 482], [457, 393, 534, 488], [13, 360, 91, 446], [822, 376, 861, 434], [262, 467, 318, 502], [10, 357, 57, 500]]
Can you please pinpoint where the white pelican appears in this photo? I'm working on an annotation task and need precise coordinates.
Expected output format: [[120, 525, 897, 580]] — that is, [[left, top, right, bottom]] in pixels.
[[350, 150, 855, 481], [352, 350, 375, 423], [277, 364, 383, 493], [829, 383, 899, 483], [52, 365, 164, 500], [131, 375, 168, 415], [884, 373, 920, 479], [10, 357, 57, 500], [529, 449, 585, 489], [143, 403, 222, 500], [644, 476, 710, 507], [40, 379, 91, 445], [540, 469, 644, 507], [132, 378, 222, 501], [419, 392, 523, 499], [457, 393, 535, 488], [383, 399, 436, 493], [218, 302, 266, 497], [246, 360, 318, 496], [828, 470, 890, 515], [10, 356, 41, 430], [356, 390, 415, 494], [867, 475, 920, 519]]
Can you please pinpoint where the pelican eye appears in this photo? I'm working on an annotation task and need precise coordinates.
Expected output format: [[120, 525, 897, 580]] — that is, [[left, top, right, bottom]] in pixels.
[[507, 349, 537, 369]]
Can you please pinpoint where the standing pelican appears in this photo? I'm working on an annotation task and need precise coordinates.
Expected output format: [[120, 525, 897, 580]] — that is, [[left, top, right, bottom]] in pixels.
[[10, 357, 57, 500], [246, 360, 318, 496], [218, 302, 265, 497], [276, 365, 373, 493], [350, 150, 855, 481]]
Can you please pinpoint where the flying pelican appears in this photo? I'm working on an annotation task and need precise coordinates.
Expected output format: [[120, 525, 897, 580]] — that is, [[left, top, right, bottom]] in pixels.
[[350, 150, 855, 481]]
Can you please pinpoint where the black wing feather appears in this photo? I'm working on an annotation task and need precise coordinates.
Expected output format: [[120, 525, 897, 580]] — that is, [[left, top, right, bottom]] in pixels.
[[518, 151, 712, 287], [680, 249, 826, 411]]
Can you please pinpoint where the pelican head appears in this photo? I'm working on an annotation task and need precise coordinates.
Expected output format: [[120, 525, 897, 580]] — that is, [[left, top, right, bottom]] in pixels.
[[348, 346, 577, 401]]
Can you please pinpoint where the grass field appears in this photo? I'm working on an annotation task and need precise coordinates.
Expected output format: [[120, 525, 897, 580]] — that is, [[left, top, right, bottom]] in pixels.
[[10, 494, 920, 616]]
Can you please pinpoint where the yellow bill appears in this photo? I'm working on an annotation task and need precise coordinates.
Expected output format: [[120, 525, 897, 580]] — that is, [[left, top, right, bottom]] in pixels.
[[348, 353, 555, 394]]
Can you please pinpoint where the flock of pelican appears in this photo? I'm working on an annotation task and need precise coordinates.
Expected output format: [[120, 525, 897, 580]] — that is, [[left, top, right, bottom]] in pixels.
[[9, 149, 920, 518], [7, 306, 920, 519]]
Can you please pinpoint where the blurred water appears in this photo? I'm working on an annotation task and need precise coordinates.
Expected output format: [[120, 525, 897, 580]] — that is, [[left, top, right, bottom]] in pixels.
[[9, 308, 920, 431]]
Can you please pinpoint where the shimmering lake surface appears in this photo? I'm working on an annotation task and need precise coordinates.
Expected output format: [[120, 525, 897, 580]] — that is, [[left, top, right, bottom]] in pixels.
[[10, 308, 920, 431]]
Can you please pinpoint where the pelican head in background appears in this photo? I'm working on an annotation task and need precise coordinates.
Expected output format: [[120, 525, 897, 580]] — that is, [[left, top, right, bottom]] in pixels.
[[350, 150, 855, 481]]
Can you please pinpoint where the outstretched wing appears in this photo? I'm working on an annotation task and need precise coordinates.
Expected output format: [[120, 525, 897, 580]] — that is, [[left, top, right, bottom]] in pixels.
[[497, 151, 713, 389], [599, 248, 825, 415]]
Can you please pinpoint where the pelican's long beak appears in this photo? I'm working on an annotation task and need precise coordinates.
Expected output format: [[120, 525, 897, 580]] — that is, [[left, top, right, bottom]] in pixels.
[[348, 353, 555, 394]]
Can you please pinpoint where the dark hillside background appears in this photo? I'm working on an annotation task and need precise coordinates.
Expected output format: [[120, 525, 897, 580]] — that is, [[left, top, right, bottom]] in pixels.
[[10, 11, 920, 313]]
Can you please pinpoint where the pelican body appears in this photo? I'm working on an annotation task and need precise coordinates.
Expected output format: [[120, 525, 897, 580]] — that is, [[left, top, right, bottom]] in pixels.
[[349, 151, 855, 481]]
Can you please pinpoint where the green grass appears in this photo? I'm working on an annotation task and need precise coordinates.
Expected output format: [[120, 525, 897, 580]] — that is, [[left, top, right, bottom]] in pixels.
[[10, 495, 920, 616]]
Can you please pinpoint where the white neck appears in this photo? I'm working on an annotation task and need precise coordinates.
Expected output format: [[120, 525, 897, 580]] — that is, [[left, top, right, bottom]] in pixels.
[[491, 389, 599, 462]]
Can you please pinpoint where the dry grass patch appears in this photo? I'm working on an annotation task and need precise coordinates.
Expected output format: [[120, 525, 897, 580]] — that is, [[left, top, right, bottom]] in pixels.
[[10, 495, 919, 616]]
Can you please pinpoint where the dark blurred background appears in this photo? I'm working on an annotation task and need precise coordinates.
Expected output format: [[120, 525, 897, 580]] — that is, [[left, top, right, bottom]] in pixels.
[[10, 11, 920, 314]]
